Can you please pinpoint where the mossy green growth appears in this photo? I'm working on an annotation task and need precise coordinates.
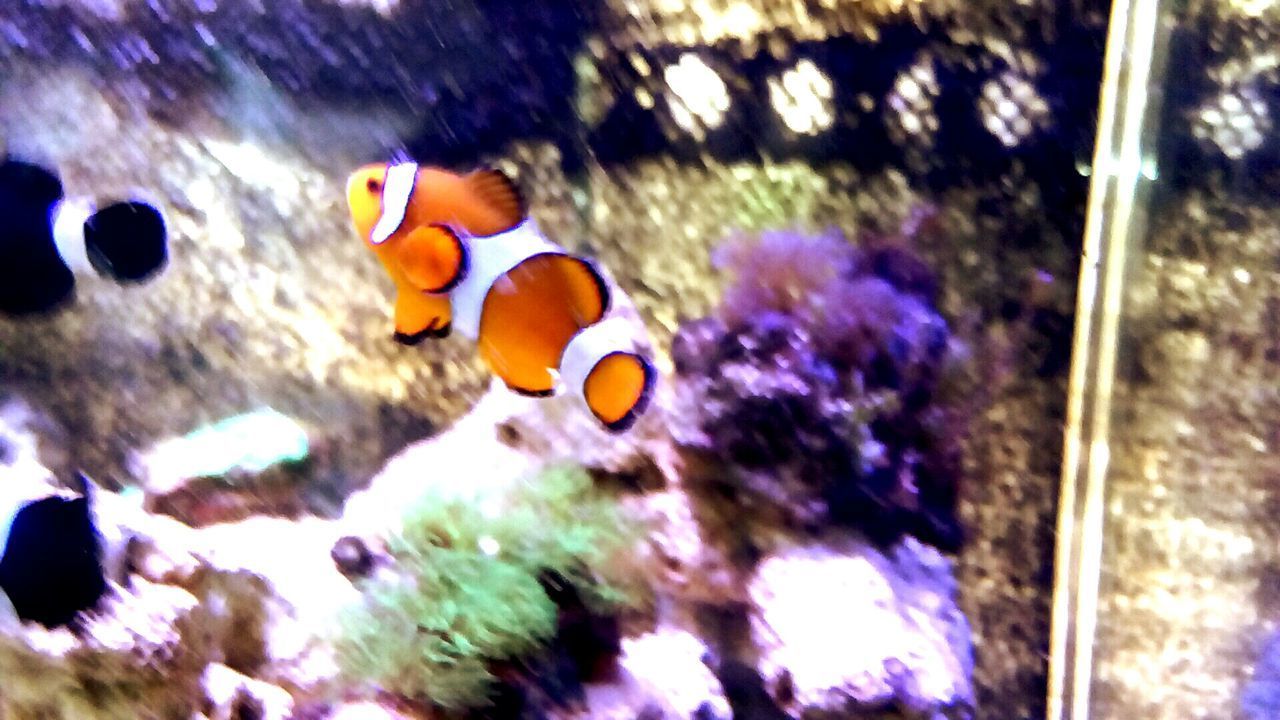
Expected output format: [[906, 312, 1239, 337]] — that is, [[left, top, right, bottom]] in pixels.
[[334, 463, 646, 710]]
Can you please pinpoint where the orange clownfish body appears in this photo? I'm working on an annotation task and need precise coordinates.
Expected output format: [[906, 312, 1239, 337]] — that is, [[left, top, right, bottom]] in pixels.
[[345, 161, 655, 433], [346, 164, 525, 342]]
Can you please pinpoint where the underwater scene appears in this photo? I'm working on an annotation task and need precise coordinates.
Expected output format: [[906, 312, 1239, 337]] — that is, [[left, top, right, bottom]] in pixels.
[[0, 0, 1177, 718]]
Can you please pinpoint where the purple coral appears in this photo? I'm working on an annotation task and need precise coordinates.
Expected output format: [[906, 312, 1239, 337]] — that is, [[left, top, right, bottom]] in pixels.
[[672, 224, 965, 552], [711, 229, 856, 330], [1243, 630, 1280, 720]]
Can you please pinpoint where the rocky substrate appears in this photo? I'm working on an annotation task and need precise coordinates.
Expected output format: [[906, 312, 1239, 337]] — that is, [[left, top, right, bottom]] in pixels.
[[0, 375, 974, 719]]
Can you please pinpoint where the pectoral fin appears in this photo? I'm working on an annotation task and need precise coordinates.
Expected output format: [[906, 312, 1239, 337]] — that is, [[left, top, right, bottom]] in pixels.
[[397, 224, 468, 294], [393, 290, 452, 345]]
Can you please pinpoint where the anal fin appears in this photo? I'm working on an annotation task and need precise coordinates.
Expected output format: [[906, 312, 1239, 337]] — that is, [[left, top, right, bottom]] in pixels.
[[478, 342, 558, 397]]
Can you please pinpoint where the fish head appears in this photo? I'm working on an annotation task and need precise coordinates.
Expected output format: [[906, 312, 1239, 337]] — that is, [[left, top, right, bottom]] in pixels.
[[345, 163, 389, 245]]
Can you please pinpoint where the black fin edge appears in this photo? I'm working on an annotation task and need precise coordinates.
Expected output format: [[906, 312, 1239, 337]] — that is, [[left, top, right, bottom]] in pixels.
[[477, 167, 527, 229], [506, 383, 556, 398], [596, 352, 657, 434], [576, 256, 612, 323], [393, 320, 450, 345]]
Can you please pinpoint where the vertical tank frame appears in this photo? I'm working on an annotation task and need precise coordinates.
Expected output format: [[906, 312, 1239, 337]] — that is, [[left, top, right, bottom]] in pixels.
[[1048, 0, 1173, 718]]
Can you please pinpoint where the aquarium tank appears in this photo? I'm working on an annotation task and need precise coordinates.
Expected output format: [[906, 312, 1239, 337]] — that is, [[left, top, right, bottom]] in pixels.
[[1053, 0, 1280, 720], [8, 0, 1247, 718]]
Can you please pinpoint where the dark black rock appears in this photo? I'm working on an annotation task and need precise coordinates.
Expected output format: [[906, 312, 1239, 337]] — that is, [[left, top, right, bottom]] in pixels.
[[331, 535, 375, 580], [705, 656, 791, 720]]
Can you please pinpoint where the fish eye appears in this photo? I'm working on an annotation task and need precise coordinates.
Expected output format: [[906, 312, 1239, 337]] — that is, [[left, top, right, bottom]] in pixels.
[[366, 178, 382, 193]]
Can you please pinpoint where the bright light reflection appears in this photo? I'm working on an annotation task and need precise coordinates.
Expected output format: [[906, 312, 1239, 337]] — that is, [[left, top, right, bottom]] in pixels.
[[769, 59, 835, 135], [664, 53, 731, 133]]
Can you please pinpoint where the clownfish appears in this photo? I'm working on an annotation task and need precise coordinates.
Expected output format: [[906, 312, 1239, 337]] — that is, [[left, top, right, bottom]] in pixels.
[[0, 156, 168, 316], [0, 472, 107, 629], [345, 162, 655, 433]]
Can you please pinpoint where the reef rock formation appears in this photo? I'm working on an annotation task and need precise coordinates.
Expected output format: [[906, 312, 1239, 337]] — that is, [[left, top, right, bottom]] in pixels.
[[0, 504, 357, 719], [671, 227, 969, 553], [555, 627, 731, 720], [640, 486, 742, 605], [131, 407, 315, 527], [0, 577, 209, 719], [749, 538, 974, 719], [346, 379, 974, 720], [0, 399, 356, 718], [202, 663, 295, 720], [323, 702, 418, 720], [0, 314, 975, 720]]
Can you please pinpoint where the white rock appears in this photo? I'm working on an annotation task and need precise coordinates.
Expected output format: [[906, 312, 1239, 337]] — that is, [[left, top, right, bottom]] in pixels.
[[189, 515, 361, 694], [129, 407, 311, 497], [749, 536, 974, 719], [339, 382, 540, 541], [341, 368, 675, 544], [0, 410, 359, 716], [0, 397, 60, 490], [617, 628, 731, 719], [203, 663, 294, 720], [0, 590, 18, 633], [553, 625, 730, 720]]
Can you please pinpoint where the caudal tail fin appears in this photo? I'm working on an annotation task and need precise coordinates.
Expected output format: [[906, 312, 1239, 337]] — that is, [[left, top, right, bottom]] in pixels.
[[582, 350, 655, 432], [560, 318, 656, 433]]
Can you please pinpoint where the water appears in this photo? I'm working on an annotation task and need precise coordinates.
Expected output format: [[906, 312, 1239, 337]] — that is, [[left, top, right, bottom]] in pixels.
[[0, 2, 1112, 719]]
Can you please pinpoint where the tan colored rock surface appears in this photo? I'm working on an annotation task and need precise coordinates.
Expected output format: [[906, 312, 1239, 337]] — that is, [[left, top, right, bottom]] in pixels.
[[202, 663, 295, 720], [0, 578, 208, 719]]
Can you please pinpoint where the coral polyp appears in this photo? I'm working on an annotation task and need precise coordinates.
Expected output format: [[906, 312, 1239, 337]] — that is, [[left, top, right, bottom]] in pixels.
[[333, 464, 646, 713]]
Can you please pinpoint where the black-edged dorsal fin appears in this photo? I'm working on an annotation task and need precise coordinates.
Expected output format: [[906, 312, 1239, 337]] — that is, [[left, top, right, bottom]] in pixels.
[[462, 167, 526, 232]]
